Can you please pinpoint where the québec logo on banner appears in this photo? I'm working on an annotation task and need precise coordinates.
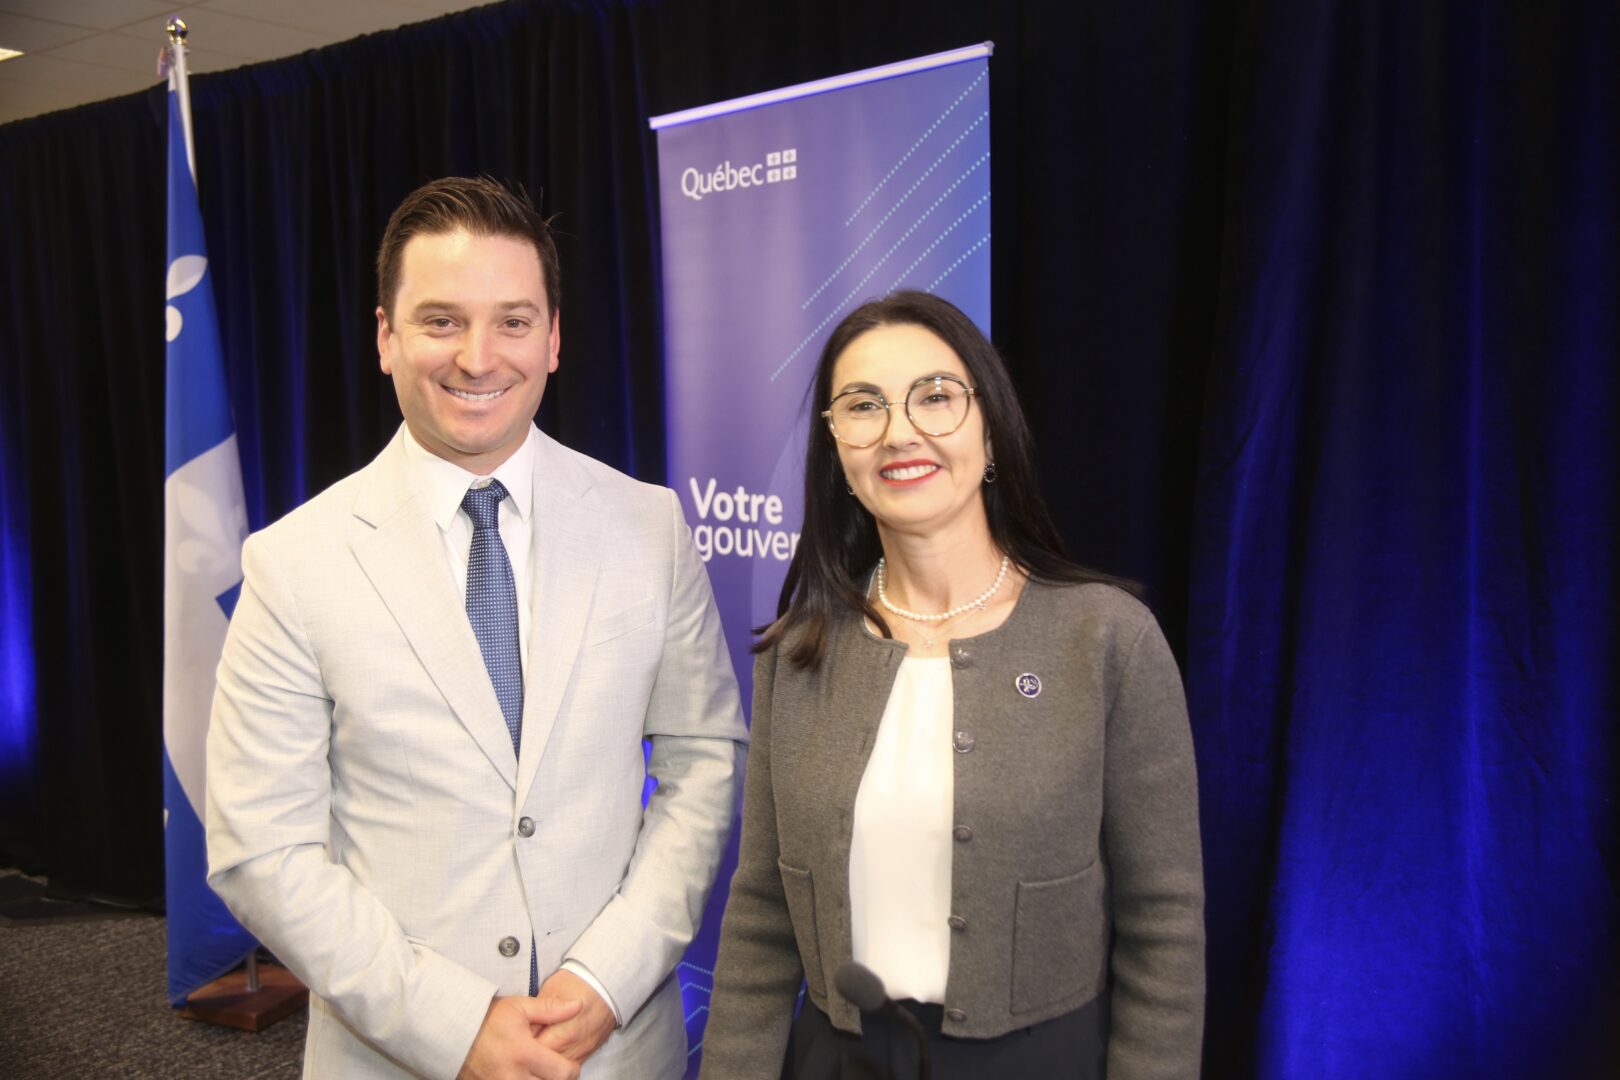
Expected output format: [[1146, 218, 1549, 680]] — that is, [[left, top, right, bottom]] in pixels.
[[681, 148, 799, 201]]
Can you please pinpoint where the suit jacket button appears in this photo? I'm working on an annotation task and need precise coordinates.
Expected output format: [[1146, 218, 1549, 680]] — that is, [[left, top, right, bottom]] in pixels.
[[953, 825, 974, 842], [953, 730, 975, 753], [950, 646, 972, 669], [517, 816, 535, 838], [947, 915, 967, 931], [498, 936, 520, 958], [946, 1007, 967, 1023]]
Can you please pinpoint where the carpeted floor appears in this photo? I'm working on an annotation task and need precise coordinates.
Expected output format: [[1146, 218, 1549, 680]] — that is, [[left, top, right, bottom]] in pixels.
[[0, 871, 304, 1078]]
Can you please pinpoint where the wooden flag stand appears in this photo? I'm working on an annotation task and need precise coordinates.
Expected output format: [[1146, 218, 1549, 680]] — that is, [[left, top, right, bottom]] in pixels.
[[178, 952, 308, 1033]]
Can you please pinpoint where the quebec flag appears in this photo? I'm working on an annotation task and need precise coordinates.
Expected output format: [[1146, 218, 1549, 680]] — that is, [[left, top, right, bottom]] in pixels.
[[162, 41, 256, 1006]]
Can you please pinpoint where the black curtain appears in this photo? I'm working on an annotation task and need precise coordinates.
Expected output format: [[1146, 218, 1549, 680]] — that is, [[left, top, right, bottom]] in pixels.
[[0, 1, 1614, 1075], [0, 92, 169, 901]]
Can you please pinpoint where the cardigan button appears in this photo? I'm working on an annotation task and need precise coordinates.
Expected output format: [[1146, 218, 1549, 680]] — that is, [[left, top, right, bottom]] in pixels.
[[946, 1007, 967, 1023], [947, 914, 967, 931], [497, 936, 520, 958], [953, 825, 974, 842], [953, 730, 975, 753], [950, 645, 972, 668]]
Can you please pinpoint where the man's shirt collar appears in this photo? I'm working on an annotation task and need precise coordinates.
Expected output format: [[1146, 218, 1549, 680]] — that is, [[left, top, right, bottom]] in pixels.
[[399, 424, 537, 532]]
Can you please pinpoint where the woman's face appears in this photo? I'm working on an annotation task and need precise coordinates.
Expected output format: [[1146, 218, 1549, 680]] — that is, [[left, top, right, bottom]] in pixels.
[[827, 322, 989, 541]]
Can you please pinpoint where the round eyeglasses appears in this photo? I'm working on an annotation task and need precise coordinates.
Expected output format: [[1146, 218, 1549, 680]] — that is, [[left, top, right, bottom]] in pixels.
[[821, 375, 978, 448]]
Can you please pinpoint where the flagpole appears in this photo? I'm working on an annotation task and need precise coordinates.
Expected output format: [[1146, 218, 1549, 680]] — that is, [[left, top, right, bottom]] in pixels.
[[166, 19, 196, 181], [159, 15, 305, 1032]]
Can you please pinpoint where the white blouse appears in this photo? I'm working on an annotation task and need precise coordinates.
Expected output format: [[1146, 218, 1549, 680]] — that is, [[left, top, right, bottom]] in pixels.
[[849, 656, 955, 1003]]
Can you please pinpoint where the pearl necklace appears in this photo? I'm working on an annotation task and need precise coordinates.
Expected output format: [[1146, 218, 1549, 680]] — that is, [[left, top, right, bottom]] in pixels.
[[875, 554, 1011, 623]]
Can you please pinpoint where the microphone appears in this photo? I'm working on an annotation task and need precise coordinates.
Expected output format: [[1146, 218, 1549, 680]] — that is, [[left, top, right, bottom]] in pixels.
[[834, 961, 931, 1080]]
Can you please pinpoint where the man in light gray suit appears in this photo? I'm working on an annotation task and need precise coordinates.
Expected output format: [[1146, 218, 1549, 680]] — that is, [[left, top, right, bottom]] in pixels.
[[206, 177, 747, 1080]]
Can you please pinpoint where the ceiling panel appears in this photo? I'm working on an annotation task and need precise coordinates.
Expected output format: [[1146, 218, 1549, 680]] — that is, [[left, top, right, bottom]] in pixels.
[[0, 1, 183, 34], [387, 0, 497, 14], [52, 28, 249, 75], [0, 78, 60, 119], [0, 12, 99, 52], [204, 0, 440, 41], [0, 0, 492, 127], [0, 52, 145, 96]]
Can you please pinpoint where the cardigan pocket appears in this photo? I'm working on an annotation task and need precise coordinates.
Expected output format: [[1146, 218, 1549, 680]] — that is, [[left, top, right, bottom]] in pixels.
[[777, 859, 828, 1000], [1010, 861, 1108, 1014]]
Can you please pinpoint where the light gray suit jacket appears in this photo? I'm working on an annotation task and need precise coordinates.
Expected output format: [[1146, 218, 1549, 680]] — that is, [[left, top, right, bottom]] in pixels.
[[701, 581, 1203, 1079], [206, 426, 747, 1079]]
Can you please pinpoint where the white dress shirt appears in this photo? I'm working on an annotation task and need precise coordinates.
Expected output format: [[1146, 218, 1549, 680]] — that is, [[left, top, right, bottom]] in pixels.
[[849, 656, 955, 1003], [399, 423, 622, 1022]]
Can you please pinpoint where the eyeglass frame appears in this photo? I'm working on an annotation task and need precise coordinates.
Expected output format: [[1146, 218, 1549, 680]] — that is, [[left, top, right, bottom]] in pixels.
[[820, 374, 980, 448]]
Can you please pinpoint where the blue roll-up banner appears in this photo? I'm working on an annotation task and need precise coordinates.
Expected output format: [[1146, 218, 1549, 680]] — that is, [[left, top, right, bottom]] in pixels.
[[651, 43, 992, 1070]]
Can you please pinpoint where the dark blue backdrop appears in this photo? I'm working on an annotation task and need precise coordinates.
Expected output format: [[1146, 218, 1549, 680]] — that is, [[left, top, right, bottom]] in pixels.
[[1190, 6, 1618, 1075], [0, 1, 1614, 1076]]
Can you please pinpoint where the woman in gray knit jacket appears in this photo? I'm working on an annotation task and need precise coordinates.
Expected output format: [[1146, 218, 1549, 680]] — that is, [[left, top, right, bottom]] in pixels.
[[700, 291, 1204, 1079]]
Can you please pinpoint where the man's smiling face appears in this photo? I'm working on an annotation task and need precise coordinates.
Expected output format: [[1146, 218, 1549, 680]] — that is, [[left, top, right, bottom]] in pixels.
[[377, 228, 559, 474]]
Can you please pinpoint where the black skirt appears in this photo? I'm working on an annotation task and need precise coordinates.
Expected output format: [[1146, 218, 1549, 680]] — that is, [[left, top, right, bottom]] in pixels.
[[781, 995, 1108, 1080]]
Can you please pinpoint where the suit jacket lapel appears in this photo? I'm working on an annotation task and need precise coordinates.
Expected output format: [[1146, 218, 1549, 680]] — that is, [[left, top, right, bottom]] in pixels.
[[515, 432, 602, 806], [350, 432, 518, 791]]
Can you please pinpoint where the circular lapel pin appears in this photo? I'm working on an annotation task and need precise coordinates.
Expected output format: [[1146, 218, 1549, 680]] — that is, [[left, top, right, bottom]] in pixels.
[[1015, 673, 1042, 699]]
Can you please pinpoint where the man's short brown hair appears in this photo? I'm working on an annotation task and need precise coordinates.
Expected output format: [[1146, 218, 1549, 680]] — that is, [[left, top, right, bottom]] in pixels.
[[375, 176, 560, 324]]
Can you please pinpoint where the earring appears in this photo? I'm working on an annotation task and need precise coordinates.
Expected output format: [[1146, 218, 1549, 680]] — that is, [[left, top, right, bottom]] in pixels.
[[846, 483, 855, 495], [983, 461, 997, 484]]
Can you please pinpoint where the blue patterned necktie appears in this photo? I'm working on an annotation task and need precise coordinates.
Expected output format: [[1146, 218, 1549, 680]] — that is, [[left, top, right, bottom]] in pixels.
[[461, 480, 537, 994], [462, 481, 523, 757]]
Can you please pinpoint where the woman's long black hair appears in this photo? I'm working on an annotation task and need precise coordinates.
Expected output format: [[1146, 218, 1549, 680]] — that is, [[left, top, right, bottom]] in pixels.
[[757, 290, 1133, 668]]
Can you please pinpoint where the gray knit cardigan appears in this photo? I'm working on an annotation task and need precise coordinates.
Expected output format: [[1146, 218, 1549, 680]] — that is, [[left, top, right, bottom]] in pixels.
[[699, 580, 1205, 1079]]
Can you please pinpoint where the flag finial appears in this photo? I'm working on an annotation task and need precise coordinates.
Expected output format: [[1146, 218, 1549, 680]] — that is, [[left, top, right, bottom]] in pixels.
[[166, 18, 188, 46]]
